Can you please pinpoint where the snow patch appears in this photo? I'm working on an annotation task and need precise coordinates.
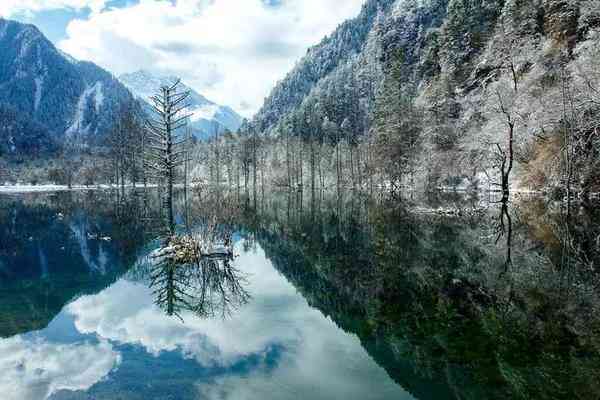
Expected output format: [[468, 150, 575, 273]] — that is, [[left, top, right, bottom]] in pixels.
[[66, 84, 93, 136], [93, 82, 104, 113], [8, 136, 16, 153], [0, 21, 8, 40], [34, 76, 43, 112], [66, 81, 105, 134], [0, 184, 160, 193], [16, 27, 39, 60], [190, 104, 220, 122]]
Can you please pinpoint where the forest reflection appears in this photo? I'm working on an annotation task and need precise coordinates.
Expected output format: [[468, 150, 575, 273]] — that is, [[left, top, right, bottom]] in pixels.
[[178, 187, 600, 400], [2, 188, 600, 399]]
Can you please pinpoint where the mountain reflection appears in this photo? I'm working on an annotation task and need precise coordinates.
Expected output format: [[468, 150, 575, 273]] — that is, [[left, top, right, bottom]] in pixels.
[[1, 190, 600, 399]]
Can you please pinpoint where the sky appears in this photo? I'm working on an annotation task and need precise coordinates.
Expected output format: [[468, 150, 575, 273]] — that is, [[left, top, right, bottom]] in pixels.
[[2, 0, 367, 117]]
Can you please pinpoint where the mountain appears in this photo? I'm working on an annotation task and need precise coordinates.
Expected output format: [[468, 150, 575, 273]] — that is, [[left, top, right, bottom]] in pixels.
[[251, 0, 394, 133], [0, 17, 134, 157], [248, 0, 600, 190], [119, 70, 243, 139]]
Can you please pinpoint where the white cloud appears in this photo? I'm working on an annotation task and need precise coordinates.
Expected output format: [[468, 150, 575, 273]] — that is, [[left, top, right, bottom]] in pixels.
[[64, 241, 410, 399], [0, 335, 120, 400], [0, 0, 108, 17], [56, 0, 366, 117]]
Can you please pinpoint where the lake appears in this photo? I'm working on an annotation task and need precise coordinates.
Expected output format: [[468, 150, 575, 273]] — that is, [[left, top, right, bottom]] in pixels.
[[1, 190, 599, 400]]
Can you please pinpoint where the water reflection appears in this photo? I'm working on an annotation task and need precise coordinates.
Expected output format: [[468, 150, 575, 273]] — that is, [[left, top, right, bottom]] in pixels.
[[148, 240, 249, 320], [64, 240, 409, 399], [496, 199, 513, 273], [0, 336, 120, 400], [0, 190, 599, 399], [0, 192, 148, 338], [210, 190, 600, 400], [141, 189, 250, 321]]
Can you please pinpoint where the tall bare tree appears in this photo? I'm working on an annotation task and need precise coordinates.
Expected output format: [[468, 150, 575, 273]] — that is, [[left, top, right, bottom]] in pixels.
[[145, 79, 191, 233]]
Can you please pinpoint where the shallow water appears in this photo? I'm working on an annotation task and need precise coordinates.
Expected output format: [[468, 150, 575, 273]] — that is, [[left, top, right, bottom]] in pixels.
[[1, 191, 599, 400]]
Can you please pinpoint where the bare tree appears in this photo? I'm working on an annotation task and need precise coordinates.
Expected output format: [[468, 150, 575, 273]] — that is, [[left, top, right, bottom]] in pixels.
[[145, 79, 191, 233]]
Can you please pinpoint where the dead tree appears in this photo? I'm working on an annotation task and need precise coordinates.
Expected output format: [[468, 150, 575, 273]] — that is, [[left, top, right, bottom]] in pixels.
[[144, 79, 191, 234], [495, 89, 515, 203]]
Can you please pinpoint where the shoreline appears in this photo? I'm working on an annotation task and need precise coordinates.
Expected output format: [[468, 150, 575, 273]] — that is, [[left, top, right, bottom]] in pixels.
[[1, 184, 597, 201], [0, 184, 159, 194]]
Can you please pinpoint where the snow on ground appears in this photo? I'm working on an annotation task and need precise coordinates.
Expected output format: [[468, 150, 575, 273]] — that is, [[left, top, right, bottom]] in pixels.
[[0, 185, 105, 193], [0, 184, 160, 194]]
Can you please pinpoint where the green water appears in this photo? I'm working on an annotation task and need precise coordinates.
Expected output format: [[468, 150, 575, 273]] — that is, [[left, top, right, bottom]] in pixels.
[[0, 191, 599, 400]]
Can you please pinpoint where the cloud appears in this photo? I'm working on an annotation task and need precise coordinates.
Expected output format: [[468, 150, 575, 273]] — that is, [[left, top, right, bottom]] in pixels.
[[0, 0, 109, 17], [56, 0, 366, 117], [0, 335, 120, 400]]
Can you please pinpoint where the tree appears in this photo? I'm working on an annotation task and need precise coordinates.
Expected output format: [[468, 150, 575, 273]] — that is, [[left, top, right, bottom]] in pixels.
[[491, 83, 517, 202], [373, 48, 423, 192], [145, 79, 191, 234]]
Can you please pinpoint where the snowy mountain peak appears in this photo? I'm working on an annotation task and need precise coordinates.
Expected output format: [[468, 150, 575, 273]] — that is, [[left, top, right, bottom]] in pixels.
[[119, 70, 243, 139]]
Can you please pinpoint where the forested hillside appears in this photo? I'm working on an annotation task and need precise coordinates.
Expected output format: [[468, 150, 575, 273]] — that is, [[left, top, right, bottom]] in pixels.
[[241, 0, 600, 194], [0, 18, 134, 157], [0, 103, 56, 157]]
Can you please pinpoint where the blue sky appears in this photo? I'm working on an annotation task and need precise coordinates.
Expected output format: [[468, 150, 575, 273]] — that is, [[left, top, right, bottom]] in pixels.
[[10, 1, 134, 42], [2, 0, 366, 116]]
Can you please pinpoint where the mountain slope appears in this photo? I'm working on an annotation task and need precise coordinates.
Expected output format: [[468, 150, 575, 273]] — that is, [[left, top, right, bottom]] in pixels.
[[0, 103, 56, 157], [251, 0, 396, 133], [119, 70, 242, 139], [0, 17, 134, 154], [248, 0, 600, 190]]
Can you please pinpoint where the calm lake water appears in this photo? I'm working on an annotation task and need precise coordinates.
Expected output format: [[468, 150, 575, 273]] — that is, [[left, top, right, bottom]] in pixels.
[[1, 190, 599, 400]]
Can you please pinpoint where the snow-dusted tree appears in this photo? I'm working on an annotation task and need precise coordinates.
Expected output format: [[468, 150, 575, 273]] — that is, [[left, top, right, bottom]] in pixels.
[[483, 76, 522, 201], [481, 3, 540, 201], [373, 47, 423, 192], [564, 27, 600, 196], [144, 79, 191, 233]]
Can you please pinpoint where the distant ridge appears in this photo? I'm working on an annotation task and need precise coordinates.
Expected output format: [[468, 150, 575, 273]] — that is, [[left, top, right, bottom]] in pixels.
[[119, 70, 243, 139]]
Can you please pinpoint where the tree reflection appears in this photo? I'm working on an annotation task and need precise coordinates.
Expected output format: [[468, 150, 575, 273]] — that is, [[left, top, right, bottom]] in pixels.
[[148, 225, 250, 321], [495, 199, 513, 273]]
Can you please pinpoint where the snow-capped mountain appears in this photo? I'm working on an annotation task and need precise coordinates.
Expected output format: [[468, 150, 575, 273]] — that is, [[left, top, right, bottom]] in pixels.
[[0, 18, 134, 156], [119, 70, 242, 139]]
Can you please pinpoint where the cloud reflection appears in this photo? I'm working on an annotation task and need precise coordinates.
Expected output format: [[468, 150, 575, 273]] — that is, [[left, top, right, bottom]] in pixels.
[[0, 336, 120, 400], [62, 241, 410, 399]]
